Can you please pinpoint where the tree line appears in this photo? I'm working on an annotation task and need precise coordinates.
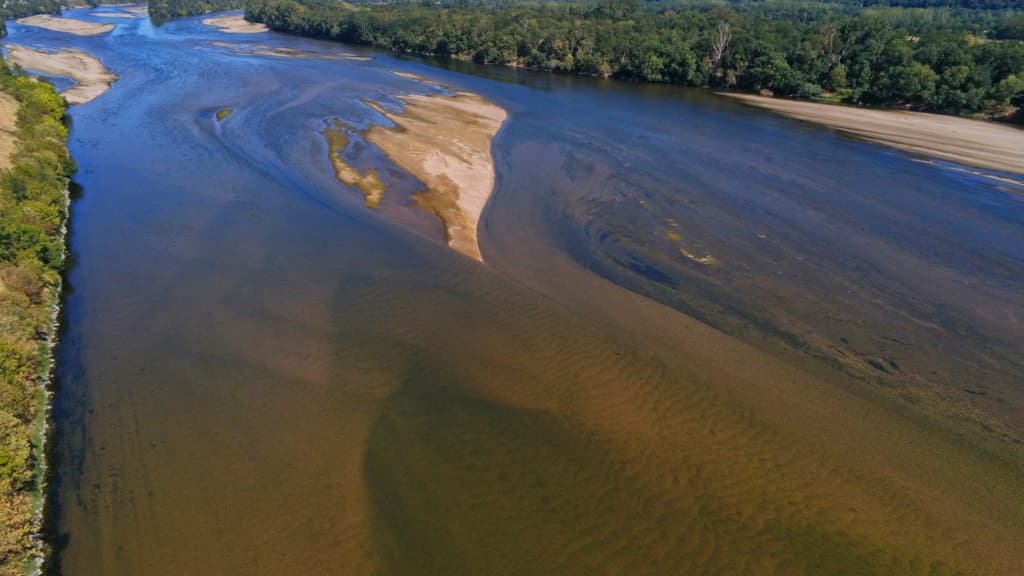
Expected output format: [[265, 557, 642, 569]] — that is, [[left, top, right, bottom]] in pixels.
[[148, 0, 245, 24], [244, 0, 1024, 119], [0, 55, 73, 575]]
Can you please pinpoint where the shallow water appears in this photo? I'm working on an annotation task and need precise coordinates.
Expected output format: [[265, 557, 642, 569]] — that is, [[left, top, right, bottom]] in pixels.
[[5, 9, 1023, 575]]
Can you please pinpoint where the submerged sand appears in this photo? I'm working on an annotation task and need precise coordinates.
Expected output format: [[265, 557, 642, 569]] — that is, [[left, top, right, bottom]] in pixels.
[[723, 93, 1024, 176], [201, 15, 268, 34], [5, 45, 117, 105], [324, 120, 386, 207], [364, 93, 507, 261], [16, 14, 114, 36], [211, 41, 369, 61], [0, 93, 18, 171]]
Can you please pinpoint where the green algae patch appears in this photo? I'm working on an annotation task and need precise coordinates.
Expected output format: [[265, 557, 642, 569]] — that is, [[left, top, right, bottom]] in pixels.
[[324, 120, 386, 208]]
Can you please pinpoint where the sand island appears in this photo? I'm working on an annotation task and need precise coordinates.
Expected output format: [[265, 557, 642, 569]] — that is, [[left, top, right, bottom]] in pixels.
[[330, 92, 506, 261], [93, 11, 138, 19], [5, 45, 117, 105], [723, 93, 1024, 177], [16, 14, 114, 36], [202, 15, 269, 34]]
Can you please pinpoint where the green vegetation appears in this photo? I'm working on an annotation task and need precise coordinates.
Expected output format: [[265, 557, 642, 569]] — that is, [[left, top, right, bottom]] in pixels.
[[0, 57, 73, 576], [245, 0, 1024, 118], [149, 0, 244, 24]]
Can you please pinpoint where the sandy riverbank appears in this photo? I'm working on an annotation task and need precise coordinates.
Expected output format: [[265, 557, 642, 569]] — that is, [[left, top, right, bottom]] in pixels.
[[5, 45, 117, 105], [723, 93, 1024, 176], [0, 93, 18, 171], [363, 92, 506, 261], [202, 15, 268, 34], [16, 14, 114, 36]]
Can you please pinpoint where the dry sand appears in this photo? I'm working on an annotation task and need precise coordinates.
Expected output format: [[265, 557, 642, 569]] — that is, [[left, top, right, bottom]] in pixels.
[[723, 93, 1024, 176], [201, 15, 268, 34], [0, 93, 19, 171], [364, 92, 507, 261], [16, 14, 114, 36], [5, 45, 117, 105]]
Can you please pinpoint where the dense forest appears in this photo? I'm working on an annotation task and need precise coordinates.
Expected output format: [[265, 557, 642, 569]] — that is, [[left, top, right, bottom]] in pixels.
[[245, 0, 1024, 118], [0, 58, 72, 575]]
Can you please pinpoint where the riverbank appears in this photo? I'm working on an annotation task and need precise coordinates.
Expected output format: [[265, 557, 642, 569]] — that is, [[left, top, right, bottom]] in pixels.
[[722, 93, 1024, 178], [0, 60, 73, 576], [4, 46, 116, 105]]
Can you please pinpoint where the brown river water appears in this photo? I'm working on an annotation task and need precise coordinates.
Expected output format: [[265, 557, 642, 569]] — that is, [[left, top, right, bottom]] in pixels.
[[4, 7, 1023, 575]]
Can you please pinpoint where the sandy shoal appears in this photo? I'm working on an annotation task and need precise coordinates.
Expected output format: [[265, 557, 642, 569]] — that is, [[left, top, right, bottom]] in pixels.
[[0, 93, 18, 171], [93, 11, 137, 19], [16, 14, 114, 36], [364, 92, 507, 261], [723, 93, 1024, 176], [5, 45, 117, 105], [201, 15, 268, 34]]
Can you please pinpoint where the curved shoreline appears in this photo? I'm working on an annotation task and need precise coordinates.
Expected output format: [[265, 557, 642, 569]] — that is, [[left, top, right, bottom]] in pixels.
[[721, 93, 1024, 178], [4, 46, 117, 105]]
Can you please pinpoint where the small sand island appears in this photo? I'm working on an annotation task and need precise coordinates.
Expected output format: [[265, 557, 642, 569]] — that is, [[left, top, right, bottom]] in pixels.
[[202, 15, 269, 34], [361, 92, 507, 261], [16, 14, 114, 36], [211, 41, 369, 61], [216, 108, 234, 122], [5, 45, 117, 105], [723, 93, 1024, 177], [93, 11, 138, 19]]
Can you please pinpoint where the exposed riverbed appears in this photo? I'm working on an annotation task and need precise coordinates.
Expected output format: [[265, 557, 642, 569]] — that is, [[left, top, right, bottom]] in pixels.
[[4, 8, 1023, 575]]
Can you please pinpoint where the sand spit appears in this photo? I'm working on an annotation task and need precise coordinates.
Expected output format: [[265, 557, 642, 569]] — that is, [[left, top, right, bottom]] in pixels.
[[723, 93, 1024, 176], [0, 93, 19, 171], [5, 45, 117, 105], [216, 108, 233, 122], [16, 14, 114, 36], [202, 15, 268, 34], [324, 120, 386, 207], [393, 71, 446, 86], [93, 11, 137, 19], [211, 41, 370, 61], [363, 93, 506, 261]]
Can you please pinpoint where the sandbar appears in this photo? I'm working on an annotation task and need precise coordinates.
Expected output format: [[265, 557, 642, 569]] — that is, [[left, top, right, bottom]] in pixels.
[[211, 41, 369, 61], [0, 93, 18, 171], [93, 11, 137, 19], [5, 45, 117, 105], [202, 15, 268, 34], [722, 93, 1024, 176], [364, 92, 507, 261], [216, 108, 233, 122], [16, 14, 114, 36]]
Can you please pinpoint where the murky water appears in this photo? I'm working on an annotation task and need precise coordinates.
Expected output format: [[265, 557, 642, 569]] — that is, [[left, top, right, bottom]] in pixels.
[[5, 8, 1023, 575]]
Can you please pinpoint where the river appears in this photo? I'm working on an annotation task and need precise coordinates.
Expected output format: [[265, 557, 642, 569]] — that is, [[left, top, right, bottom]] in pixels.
[[5, 8, 1023, 575]]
